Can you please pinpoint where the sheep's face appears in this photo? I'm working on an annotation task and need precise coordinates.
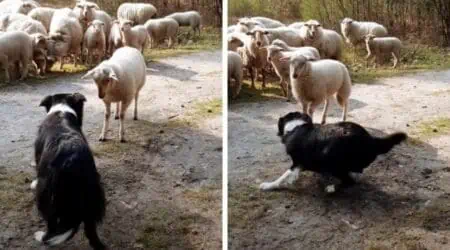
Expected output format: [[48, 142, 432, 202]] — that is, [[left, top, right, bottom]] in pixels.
[[247, 30, 267, 48], [228, 37, 243, 51], [266, 45, 283, 62], [82, 67, 119, 99], [290, 56, 309, 79], [341, 18, 353, 37], [31, 34, 48, 52], [75, 3, 96, 23], [90, 20, 105, 33], [304, 20, 321, 40], [17, 3, 36, 15], [120, 20, 133, 32]]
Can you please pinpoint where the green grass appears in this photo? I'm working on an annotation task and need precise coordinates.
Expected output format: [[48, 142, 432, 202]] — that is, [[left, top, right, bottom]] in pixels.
[[408, 117, 450, 141], [144, 26, 221, 61], [344, 44, 450, 83], [232, 80, 286, 104]]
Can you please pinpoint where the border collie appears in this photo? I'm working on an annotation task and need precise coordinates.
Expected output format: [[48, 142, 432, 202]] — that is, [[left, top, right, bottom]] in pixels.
[[260, 112, 407, 193], [32, 93, 106, 250]]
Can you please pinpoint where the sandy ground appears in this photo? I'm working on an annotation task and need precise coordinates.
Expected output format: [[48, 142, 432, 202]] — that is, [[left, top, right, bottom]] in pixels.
[[0, 51, 222, 249], [229, 70, 450, 249]]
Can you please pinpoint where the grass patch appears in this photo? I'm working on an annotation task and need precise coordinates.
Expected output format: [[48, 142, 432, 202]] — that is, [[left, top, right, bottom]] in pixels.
[[0, 169, 33, 211], [229, 186, 280, 229], [137, 203, 210, 249], [408, 117, 450, 141], [232, 80, 286, 104], [344, 44, 450, 83], [144, 26, 221, 60], [183, 185, 221, 212]]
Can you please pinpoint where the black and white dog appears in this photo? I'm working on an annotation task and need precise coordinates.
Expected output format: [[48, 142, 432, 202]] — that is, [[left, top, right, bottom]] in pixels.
[[31, 93, 106, 250], [260, 112, 407, 192]]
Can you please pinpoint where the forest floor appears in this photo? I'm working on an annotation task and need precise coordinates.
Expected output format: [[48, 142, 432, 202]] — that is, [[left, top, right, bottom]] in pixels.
[[0, 51, 222, 250], [229, 70, 450, 250]]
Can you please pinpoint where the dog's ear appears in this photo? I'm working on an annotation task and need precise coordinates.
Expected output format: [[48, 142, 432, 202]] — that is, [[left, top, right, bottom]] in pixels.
[[277, 116, 285, 136], [39, 95, 53, 111], [72, 93, 86, 103]]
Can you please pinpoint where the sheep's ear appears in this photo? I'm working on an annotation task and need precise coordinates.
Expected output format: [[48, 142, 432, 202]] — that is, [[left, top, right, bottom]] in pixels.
[[109, 71, 119, 81], [39, 95, 53, 110], [72, 93, 87, 103], [81, 69, 95, 79]]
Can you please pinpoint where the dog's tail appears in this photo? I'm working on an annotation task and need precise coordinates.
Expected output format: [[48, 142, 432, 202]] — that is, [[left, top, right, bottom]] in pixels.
[[36, 153, 105, 246], [374, 132, 407, 154]]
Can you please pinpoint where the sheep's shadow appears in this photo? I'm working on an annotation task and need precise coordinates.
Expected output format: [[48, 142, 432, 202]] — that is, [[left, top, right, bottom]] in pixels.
[[146, 61, 198, 81]]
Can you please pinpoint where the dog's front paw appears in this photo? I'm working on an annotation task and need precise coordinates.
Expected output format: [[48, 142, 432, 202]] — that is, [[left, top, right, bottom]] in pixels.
[[325, 185, 336, 193], [30, 180, 38, 190], [259, 182, 276, 191], [34, 231, 46, 242]]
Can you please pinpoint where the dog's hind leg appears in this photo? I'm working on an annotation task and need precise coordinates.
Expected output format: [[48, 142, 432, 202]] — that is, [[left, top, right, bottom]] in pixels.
[[84, 221, 106, 250], [259, 167, 300, 191]]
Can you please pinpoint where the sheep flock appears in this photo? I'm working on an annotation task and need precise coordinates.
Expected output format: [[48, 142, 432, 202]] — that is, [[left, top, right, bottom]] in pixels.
[[228, 16, 403, 124], [0, 0, 203, 141]]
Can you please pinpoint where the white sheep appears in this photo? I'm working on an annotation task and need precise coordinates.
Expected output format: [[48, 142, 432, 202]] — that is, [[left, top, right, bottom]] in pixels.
[[81, 46, 147, 142], [227, 25, 236, 34], [27, 7, 56, 32], [7, 17, 47, 35], [47, 9, 83, 69], [0, 31, 34, 82], [108, 20, 122, 55], [166, 11, 201, 36], [30, 33, 47, 75], [72, 1, 98, 30], [0, 0, 40, 15], [241, 28, 270, 89], [340, 17, 388, 46], [227, 32, 245, 51], [93, 10, 112, 49], [0, 13, 29, 31], [288, 22, 305, 30], [117, 3, 157, 25], [144, 17, 179, 48], [364, 34, 402, 68], [251, 17, 285, 28], [236, 17, 263, 33], [266, 42, 320, 100], [300, 20, 343, 60], [119, 19, 148, 53], [83, 20, 106, 65], [228, 51, 243, 99], [287, 55, 352, 124], [261, 27, 305, 47]]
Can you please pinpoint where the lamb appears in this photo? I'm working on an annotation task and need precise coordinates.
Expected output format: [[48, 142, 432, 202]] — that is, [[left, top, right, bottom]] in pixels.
[[81, 46, 147, 143], [93, 10, 112, 49], [0, 0, 40, 15], [166, 11, 201, 36], [47, 9, 83, 69], [261, 27, 305, 46], [108, 20, 122, 55], [364, 34, 402, 68], [83, 20, 106, 65], [250, 17, 285, 28], [227, 32, 245, 51], [266, 42, 320, 99], [340, 17, 387, 46], [300, 20, 343, 60], [288, 22, 305, 30], [119, 19, 148, 53], [117, 3, 157, 25], [287, 55, 352, 124], [144, 17, 179, 48], [27, 7, 56, 32], [240, 28, 270, 89], [228, 51, 243, 99], [0, 31, 34, 83]]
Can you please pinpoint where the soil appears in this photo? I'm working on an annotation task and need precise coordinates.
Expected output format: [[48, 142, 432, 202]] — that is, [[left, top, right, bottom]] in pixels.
[[0, 51, 222, 250], [229, 70, 450, 250]]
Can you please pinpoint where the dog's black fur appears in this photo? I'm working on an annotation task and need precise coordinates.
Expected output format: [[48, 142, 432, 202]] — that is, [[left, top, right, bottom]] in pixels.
[[34, 93, 106, 250], [278, 112, 407, 188]]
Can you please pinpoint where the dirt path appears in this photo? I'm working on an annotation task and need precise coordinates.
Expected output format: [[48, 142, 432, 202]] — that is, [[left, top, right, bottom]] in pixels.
[[229, 70, 450, 250], [0, 51, 222, 249]]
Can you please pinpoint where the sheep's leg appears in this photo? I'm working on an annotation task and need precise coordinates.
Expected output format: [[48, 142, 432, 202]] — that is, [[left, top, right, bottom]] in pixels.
[[119, 100, 132, 143], [59, 57, 64, 70], [133, 93, 139, 120], [259, 168, 300, 191], [320, 98, 330, 125], [249, 67, 255, 89], [392, 52, 398, 68], [114, 102, 120, 120], [19, 60, 29, 81], [0, 55, 10, 83], [279, 79, 287, 97], [99, 102, 111, 142], [300, 101, 308, 114]]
